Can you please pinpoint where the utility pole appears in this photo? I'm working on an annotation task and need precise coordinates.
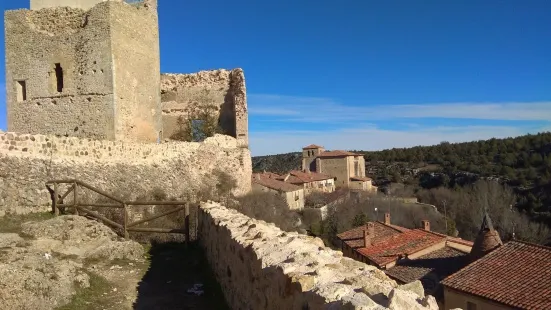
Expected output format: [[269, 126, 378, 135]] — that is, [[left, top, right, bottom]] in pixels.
[[388, 195, 391, 216], [442, 200, 448, 234], [510, 204, 516, 239]]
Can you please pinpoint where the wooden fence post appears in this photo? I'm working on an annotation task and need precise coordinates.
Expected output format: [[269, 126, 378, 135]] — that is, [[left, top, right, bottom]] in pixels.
[[73, 182, 79, 216], [123, 204, 129, 239], [185, 203, 190, 245], [53, 183, 59, 216]]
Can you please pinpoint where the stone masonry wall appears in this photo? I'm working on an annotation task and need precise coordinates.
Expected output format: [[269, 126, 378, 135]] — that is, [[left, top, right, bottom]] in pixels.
[[161, 69, 248, 147], [5, 0, 161, 143], [199, 202, 439, 310], [0, 132, 251, 215], [109, 0, 161, 142], [5, 4, 116, 140]]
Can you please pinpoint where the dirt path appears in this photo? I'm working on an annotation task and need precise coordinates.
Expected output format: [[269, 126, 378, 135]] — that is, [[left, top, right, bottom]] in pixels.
[[0, 214, 228, 310], [133, 242, 228, 310]]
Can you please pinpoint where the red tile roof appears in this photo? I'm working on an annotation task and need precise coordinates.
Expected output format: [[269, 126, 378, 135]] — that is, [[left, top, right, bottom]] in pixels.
[[284, 170, 334, 183], [441, 241, 551, 310], [386, 246, 469, 282], [337, 222, 408, 249], [303, 144, 324, 149], [257, 172, 281, 179], [423, 230, 475, 247], [385, 247, 470, 300], [356, 229, 446, 267], [318, 150, 362, 158], [252, 174, 302, 192]]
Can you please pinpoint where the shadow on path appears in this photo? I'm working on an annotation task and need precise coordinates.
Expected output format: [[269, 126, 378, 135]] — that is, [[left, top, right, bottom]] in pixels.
[[133, 241, 228, 310]]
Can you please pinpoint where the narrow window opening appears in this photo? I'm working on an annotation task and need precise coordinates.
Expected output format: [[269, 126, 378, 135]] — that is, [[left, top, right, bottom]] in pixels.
[[16, 80, 27, 102], [54, 63, 64, 92]]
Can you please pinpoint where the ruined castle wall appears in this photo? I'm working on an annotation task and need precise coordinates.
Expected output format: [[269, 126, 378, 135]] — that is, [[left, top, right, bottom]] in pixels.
[[109, 1, 161, 143], [5, 4, 116, 140], [0, 132, 251, 215], [160, 69, 248, 147], [5, 1, 161, 143], [31, 0, 108, 10], [199, 202, 438, 310]]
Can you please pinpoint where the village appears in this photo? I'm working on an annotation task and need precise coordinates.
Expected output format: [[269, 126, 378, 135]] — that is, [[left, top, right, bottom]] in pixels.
[[252, 144, 551, 310], [0, 0, 550, 309]]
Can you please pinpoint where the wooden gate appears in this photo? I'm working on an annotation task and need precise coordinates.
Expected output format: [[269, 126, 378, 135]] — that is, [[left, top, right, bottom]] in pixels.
[[46, 179, 193, 242]]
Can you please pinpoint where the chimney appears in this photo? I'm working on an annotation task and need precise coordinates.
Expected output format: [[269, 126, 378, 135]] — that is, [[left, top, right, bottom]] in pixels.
[[384, 213, 391, 225], [253, 174, 261, 181], [422, 220, 430, 231], [363, 222, 375, 247]]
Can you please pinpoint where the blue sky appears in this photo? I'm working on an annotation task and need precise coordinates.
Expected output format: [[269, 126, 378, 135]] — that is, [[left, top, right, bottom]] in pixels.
[[1, 0, 550, 156]]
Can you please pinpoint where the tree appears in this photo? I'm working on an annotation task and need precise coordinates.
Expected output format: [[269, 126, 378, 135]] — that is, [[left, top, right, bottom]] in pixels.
[[170, 89, 225, 142]]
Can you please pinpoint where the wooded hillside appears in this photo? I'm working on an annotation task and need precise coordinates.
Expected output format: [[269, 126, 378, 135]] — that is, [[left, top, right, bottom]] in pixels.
[[252, 132, 551, 225]]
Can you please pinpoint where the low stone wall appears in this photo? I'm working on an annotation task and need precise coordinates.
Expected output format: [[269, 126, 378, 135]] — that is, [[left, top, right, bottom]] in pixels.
[[199, 202, 439, 310], [0, 132, 251, 215]]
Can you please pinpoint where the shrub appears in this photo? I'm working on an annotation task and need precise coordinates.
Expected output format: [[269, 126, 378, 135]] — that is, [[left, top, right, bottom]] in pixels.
[[170, 90, 226, 142]]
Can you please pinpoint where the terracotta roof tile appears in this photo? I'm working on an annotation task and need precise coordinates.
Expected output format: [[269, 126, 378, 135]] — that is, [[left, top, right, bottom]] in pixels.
[[337, 222, 408, 249], [356, 229, 446, 267], [423, 230, 475, 247], [256, 172, 281, 179], [284, 170, 334, 183], [303, 144, 324, 149], [252, 174, 302, 192], [385, 247, 470, 299], [441, 241, 551, 310]]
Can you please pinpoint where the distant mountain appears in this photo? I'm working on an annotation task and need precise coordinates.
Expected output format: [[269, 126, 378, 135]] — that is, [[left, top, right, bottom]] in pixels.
[[252, 152, 302, 174]]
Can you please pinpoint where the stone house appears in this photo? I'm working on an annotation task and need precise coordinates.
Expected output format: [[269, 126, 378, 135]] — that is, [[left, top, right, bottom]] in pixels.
[[251, 173, 304, 210], [301, 144, 377, 192], [276, 170, 335, 194], [438, 212, 551, 310], [441, 240, 551, 310], [337, 213, 473, 304]]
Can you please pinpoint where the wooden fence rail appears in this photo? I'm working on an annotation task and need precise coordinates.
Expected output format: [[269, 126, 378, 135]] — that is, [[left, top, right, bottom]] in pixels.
[[46, 179, 192, 242]]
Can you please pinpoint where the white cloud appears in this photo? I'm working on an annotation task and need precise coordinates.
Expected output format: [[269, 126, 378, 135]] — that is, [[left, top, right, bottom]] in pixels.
[[249, 124, 548, 156], [248, 94, 551, 122]]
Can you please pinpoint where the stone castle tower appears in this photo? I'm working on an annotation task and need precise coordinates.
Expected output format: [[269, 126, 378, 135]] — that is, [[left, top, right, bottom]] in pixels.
[[4, 0, 161, 142]]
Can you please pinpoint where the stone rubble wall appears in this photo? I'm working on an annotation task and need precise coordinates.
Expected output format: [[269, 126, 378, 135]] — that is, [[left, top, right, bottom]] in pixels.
[[199, 202, 440, 310], [160, 68, 248, 147], [0, 132, 251, 215]]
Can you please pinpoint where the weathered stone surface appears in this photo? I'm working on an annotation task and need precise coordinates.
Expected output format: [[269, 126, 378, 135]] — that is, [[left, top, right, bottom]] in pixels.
[[21, 215, 144, 261], [0, 247, 90, 310], [0, 132, 251, 214], [160, 68, 248, 147], [398, 280, 425, 298], [6, 0, 161, 143], [199, 202, 438, 309], [388, 289, 439, 310], [0, 233, 26, 248]]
